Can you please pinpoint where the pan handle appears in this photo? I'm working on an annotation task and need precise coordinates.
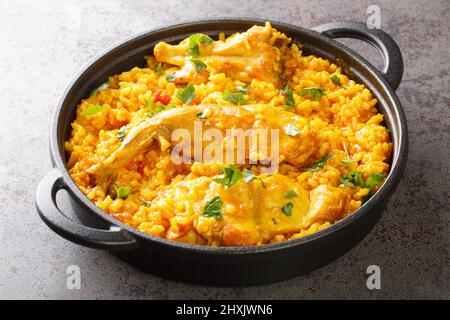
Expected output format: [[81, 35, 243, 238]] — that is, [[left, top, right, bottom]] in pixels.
[[313, 21, 403, 90], [35, 169, 138, 250]]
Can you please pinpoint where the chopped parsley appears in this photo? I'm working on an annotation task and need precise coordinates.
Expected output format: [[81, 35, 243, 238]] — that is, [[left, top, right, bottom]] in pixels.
[[213, 165, 244, 189], [115, 186, 133, 199], [242, 169, 266, 187], [154, 62, 163, 74], [223, 89, 246, 105], [236, 85, 249, 93], [196, 112, 206, 119], [202, 196, 223, 219], [191, 59, 207, 73], [282, 202, 294, 216], [89, 82, 109, 97], [300, 87, 326, 101], [188, 33, 213, 58], [166, 72, 176, 82], [283, 85, 295, 109], [339, 171, 365, 188], [285, 190, 297, 199], [284, 123, 300, 136], [331, 74, 342, 86], [305, 153, 333, 172], [117, 126, 126, 142], [341, 143, 354, 167], [365, 172, 387, 188], [80, 104, 104, 116], [175, 84, 196, 104], [146, 99, 176, 116]]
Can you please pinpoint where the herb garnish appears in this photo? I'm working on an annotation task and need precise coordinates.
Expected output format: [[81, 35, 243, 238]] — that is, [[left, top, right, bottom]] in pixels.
[[191, 59, 207, 73], [213, 165, 244, 189], [115, 186, 133, 199], [365, 172, 387, 188], [330, 74, 341, 86], [282, 202, 294, 216], [300, 87, 326, 101], [223, 89, 246, 105], [80, 104, 104, 116], [340, 143, 354, 167], [202, 196, 223, 219], [339, 171, 386, 189], [285, 190, 297, 199], [196, 112, 206, 119], [242, 169, 266, 187], [283, 85, 295, 109], [236, 85, 249, 93], [154, 62, 163, 74], [305, 153, 333, 172], [166, 72, 176, 82], [89, 83, 109, 97], [188, 33, 213, 58], [117, 126, 126, 142], [284, 123, 300, 136], [176, 84, 196, 104]]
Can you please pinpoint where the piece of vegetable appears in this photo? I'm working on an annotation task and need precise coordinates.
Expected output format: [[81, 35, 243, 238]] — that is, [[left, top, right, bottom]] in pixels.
[[191, 59, 207, 73], [365, 172, 387, 188], [213, 165, 244, 189], [331, 74, 341, 86], [89, 83, 109, 97], [285, 190, 297, 199], [305, 153, 333, 172], [242, 169, 266, 187], [223, 89, 246, 105], [196, 112, 206, 119], [282, 202, 293, 216], [147, 102, 176, 116], [339, 171, 365, 188], [188, 33, 214, 58], [236, 85, 249, 93], [115, 186, 133, 199], [154, 62, 163, 74], [284, 123, 300, 136], [154, 89, 171, 105], [175, 84, 196, 104], [80, 104, 104, 116], [166, 72, 176, 82], [117, 126, 126, 142], [202, 196, 223, 219], [340, 143, 354, 167], [283, 85, 295, 109], [300, 87, 326, 101]]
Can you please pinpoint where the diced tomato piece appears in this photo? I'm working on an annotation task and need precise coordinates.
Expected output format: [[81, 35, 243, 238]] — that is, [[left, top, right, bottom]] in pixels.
[[154, 89, 172, 105]]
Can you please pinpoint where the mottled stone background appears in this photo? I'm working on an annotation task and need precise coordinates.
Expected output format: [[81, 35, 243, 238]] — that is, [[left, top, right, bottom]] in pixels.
[[0, 0, 448, 299]]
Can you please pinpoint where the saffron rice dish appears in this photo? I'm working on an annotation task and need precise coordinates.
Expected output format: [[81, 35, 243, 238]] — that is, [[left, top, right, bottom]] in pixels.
[[65, 22, 392, 246]]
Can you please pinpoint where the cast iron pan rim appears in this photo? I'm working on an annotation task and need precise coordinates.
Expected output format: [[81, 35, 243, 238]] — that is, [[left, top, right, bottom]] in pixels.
[[50, 17, 407, 255]]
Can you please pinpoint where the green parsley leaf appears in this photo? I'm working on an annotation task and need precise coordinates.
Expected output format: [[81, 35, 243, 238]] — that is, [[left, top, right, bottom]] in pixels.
[[202, 196, 223, 219], [188, 33, 213, 58], [117, 126, 126, 142], [154, 62, 163, 74], [242, 169, 266, 187], [175, 84, 196, 104], [282, 202, 294, 216], [166, 72, 176, 82], [213, 165, 244, 189], [283, 86, 295, 109], [147, 102, 176, 116], [191, 59, 207, 73], [339, 171, 365, 188], [285, 190, 297, 199], [300, 87, 326, 101], [236, 85, 249, 93], [284, 123, 300, 136], [80, 104, 104, 116], [89, 82, 109, 97], [196, 112, 206, 119], [330, 74, 341, 86], [223, 89, 246, 105], [107, 177, 117, 196], [340, 143, 354, 167], [365, 172, 387, 188], [305, 153, 333, 172], [115, 186, 133, 199]]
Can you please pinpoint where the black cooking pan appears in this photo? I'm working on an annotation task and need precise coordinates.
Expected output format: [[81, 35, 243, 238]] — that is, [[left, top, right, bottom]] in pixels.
[[35, 19, 408, 286]]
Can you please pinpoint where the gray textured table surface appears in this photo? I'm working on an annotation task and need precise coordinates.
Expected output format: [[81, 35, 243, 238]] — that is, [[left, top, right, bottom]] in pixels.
[[0, 0, 449, 299]]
